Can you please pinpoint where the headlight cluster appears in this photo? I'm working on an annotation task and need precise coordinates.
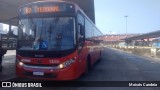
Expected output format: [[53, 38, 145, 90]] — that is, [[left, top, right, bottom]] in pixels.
[[16, 57, 76, 69], [16, 59, 24, 67], [58, 58, 76, 69]]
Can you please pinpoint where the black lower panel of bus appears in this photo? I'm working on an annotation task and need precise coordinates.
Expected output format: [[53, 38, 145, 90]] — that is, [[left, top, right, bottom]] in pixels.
[[23, 71, 57, 78], [17, 48, 75, 58]]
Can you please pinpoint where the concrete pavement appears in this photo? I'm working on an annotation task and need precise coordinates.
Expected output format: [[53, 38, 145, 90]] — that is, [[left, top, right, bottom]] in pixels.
[[1, 48, 160, 90], [0, 50, 16, 81], [79, 48, 160, 81]]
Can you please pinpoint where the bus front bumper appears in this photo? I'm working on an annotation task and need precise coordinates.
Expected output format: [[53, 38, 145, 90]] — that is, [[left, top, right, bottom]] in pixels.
[[16, 63, 79, 80]]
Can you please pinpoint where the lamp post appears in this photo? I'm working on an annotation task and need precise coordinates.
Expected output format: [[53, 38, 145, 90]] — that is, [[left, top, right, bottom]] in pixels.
[[124, 15, 128, 50], [124, 15, 128, 38]]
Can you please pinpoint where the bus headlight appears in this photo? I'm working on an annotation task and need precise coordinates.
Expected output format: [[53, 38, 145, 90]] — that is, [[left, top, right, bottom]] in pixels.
[[19, 62, 24, 66], [16, 59, 24, 67], [58, 58, 76, 69]]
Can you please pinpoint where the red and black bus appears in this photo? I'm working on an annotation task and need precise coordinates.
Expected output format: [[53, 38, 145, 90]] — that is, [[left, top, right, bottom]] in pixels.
[[16, 0, 103, 80]]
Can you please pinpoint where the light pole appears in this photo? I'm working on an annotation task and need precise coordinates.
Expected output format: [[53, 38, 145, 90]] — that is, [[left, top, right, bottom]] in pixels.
[[124, 15, 128, 38], [124, 15, 128, 50]]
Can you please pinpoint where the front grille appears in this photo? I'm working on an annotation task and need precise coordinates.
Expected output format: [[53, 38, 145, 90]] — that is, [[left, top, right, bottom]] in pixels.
[[23, 64, 59, 70], [24, 63, 59, 67]]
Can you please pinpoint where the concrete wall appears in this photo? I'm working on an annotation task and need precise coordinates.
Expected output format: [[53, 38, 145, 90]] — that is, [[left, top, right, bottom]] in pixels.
[[106, 45, 160, 59]]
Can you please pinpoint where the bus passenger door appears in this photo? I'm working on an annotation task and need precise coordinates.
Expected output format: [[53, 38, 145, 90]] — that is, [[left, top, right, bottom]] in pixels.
[[77, 12, 86, 74], [78, 24, 86, 74]]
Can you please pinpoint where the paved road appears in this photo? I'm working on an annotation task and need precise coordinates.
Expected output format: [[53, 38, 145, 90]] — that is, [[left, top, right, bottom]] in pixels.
[[1, 48, 160, 90], [79, 48, 160, 81], [0, 50, 16, 80]]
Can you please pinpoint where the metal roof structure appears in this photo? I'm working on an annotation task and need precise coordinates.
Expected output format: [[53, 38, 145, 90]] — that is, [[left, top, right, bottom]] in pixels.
[[125, 30, 160, 40], [0, 0, 95, 24]]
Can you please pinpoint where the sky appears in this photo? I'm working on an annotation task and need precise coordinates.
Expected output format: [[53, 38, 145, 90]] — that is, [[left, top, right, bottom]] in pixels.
[[94, 0, 160, 34]]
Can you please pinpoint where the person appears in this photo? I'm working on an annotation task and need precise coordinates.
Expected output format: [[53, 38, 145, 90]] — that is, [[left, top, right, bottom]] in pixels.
[[0, 47, 7, 71]]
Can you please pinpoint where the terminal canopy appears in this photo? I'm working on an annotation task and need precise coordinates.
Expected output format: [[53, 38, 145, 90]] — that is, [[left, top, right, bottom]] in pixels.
[[125, 30, 160, 41], [0, 0, 95, 25]]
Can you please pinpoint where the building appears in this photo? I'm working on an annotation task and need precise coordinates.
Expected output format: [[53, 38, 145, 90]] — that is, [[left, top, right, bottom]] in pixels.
[[1, 32, 17, 50], [94, 34, 140, 46]]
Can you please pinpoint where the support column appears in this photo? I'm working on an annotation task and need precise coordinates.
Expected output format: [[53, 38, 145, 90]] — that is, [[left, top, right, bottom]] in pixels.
[[147, 38, 150, 46], [7, 20, 12, 48]]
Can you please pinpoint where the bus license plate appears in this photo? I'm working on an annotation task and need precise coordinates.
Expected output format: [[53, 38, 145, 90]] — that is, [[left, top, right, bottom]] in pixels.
[[33, 72, 44, 76]]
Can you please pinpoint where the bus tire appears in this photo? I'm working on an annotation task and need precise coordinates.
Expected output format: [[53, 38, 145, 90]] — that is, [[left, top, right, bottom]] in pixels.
[[85, 55, 91, 74], [98, 51, 102, 61]]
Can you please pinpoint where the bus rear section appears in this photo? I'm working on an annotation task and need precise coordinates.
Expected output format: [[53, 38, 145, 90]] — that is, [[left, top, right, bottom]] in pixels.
[[16, 1, 103, 80]]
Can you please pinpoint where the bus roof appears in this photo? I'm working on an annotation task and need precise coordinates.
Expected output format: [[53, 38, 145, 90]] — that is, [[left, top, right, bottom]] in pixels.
[[19, 0, 75, 9], [18, 0, 103, 35]]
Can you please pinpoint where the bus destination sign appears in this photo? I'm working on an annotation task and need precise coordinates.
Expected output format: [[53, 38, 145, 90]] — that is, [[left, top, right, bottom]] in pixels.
[[20, 4, 74, 15], [25, 6, 60, 14]]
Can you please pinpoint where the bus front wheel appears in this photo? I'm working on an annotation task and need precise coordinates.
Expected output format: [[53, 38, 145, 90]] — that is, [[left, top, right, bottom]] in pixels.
[[85, 55, 91, 74]]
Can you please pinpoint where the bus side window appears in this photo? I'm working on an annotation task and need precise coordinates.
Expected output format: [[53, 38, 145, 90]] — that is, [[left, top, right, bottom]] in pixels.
[[78, 24, 85, 43], [77, 12, 85, 43]]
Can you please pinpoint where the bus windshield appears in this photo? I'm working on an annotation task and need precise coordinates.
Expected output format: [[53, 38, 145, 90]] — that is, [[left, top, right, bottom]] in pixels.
[[18, 17, 75, 51]]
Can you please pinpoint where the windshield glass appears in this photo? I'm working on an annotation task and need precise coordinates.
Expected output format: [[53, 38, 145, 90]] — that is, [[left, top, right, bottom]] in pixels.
[[18, 17, 75, 51]]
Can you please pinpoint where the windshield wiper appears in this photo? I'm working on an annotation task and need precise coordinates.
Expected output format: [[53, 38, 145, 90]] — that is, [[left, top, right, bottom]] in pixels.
[[28, 16, 36, 40], [48, 24, 52, 40], [48, 17, 60, 39]]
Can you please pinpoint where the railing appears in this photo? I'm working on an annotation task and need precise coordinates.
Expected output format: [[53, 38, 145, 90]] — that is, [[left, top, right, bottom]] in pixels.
[[104, 44, 160, 59]]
